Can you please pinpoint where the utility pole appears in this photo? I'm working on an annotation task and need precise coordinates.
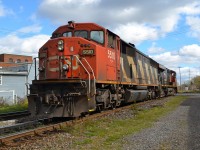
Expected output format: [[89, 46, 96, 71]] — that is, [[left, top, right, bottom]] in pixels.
[[189, 68, 191, 90], [189, 68, 191, 82], [178, 67, 182, 92]]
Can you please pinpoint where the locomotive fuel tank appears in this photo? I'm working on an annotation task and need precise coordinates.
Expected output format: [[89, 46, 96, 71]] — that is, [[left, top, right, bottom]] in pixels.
[[124, 89, 148, 103]]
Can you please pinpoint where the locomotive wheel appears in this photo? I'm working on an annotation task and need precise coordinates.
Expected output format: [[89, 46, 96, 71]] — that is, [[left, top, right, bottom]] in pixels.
[[110, 101, 116, 110], [96, 103, 104, 113]]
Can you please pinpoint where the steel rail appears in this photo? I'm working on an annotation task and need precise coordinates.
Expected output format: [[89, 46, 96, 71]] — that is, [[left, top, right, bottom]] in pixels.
[[0, 110, 30, 121]]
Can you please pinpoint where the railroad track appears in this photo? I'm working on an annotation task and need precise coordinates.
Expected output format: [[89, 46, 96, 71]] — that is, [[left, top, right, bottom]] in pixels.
[[0, 110, 30, 121], [0, 99, 166, 147]]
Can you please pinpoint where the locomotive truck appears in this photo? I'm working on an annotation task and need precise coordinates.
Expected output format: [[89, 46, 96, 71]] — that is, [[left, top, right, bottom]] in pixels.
[[28, 21, 177, 118]]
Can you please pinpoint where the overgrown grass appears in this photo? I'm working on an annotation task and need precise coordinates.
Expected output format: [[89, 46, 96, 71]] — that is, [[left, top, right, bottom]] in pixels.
[[65, 95, 187, 150], [178, 90, 200, 93], [0, 99, 28, 114]]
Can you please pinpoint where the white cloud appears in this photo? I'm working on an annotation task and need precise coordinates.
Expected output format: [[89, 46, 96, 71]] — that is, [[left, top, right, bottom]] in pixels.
[[179, 44, 200, 57], [147, 43, 165, 54], [0, 34, 50, 57], [0, 25, 45, 56], [150, 44, 200, 70], [118, 7, 139, 19], [43, 0, 100, 5], [150, 52, 182, 68], [113, 23, 158, 44], [186, 16, 200, 39], [158, 14, 180, 33], [16, 24, 42, 34], [178, 2, 200, 15]]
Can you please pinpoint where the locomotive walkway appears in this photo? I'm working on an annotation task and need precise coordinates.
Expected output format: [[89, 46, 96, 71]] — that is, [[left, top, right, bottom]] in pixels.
[[122, 94, 200, 150]]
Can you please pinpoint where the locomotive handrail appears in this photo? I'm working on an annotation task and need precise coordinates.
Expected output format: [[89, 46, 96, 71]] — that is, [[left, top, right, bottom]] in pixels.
[[74, 55, 91, 96], [82, 58, 96, 95], [34, 57, 38, 80], [33, 57, 42, 80]]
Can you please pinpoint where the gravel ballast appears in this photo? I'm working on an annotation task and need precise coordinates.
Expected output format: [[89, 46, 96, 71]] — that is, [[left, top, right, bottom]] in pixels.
[[122, 95, 200, 150]]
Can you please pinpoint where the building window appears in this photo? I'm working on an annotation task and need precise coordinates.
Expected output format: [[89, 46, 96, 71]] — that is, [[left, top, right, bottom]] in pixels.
[[0, 75, 2, 85], [16, 59, 21, 63], [25, 59, 28, 63], [9, 58, 13, 62]]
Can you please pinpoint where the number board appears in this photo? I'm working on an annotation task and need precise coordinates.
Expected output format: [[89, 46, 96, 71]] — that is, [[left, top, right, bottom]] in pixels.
[[82, 49, 94, 55]]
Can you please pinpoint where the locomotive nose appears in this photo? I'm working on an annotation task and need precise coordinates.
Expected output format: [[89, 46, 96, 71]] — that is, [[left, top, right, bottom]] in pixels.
[[38, 38, 84, 80]]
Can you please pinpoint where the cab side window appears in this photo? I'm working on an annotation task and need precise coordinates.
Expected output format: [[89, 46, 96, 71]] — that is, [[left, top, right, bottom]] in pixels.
[[91, 31, 104, 44], [108, 32, 116, 49]]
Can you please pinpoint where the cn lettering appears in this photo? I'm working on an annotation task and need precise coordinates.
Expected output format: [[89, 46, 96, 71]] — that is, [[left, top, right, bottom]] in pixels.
[[108, 50, 115, 61]]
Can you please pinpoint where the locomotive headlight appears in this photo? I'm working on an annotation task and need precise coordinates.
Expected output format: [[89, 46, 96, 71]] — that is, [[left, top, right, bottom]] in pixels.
[[58, 40, 64, 51], [63, 64, 69, 71]]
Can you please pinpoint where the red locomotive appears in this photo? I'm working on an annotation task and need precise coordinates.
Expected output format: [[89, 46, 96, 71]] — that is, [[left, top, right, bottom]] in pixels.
[[28, 21, 177, 118]]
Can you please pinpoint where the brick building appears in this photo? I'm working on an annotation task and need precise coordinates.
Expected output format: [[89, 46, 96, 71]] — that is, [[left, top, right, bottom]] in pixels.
[[0, 54, 32, 67], [0, 54, 33, 104]]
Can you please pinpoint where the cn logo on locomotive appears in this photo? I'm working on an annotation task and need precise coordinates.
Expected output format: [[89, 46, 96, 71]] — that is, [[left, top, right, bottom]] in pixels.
[[108, 50, 115, 62]]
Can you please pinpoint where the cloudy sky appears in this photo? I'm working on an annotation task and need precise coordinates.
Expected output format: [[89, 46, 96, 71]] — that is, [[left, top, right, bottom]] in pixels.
[[0, 0, 200, 84]]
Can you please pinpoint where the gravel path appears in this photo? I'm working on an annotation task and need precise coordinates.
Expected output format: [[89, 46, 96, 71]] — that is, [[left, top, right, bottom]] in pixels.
[[122, 95, 200, 150]]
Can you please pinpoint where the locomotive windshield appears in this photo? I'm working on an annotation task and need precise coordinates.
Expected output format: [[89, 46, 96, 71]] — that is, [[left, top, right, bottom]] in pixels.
[[74, 30, 88, 39], [51, 29, 104, 45], [63, 31, 72, 37], [90, 30, 104, 44]]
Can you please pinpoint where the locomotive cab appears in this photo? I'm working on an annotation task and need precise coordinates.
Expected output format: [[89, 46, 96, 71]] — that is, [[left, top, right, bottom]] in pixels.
[[29, 21, 124, 118], [39, 21, 106, 80], [29, 21, 108, 118]]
